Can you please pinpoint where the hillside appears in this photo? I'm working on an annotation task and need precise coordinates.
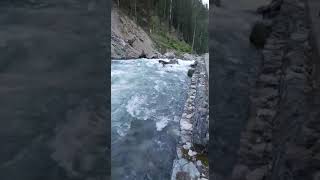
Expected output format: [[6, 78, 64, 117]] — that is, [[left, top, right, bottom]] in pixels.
[[111, 7, 159, 59], [111, 0, 208, 59]]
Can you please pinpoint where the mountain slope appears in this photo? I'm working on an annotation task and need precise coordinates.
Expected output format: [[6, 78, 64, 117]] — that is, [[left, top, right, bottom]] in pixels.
[[111, 7, 159, 59]]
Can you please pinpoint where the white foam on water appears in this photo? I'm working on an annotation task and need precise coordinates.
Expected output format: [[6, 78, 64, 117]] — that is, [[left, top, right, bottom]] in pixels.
[[126, 95, 143, 117], [156, 116, 170, 131], [111, 69, 126, 77], [153, 80, 168, 92]]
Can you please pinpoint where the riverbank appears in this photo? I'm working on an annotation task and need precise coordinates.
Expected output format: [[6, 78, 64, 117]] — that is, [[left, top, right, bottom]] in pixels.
[[171, 55, 209, 180]]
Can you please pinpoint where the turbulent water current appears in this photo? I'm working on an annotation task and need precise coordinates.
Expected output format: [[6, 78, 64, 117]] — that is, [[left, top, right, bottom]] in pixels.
[[111, 58, 194, 179]]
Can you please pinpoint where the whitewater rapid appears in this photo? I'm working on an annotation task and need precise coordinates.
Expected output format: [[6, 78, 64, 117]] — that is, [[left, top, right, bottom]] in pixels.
[[111, 58, 193, 179]]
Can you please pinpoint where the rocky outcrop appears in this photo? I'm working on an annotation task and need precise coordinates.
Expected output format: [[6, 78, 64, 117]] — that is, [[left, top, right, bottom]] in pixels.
[[111, 7, 159, 59], [232, 0, 320, 179]]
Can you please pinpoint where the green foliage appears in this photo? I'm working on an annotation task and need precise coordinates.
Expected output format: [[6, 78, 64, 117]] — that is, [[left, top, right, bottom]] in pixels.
[[151, 30, 192, 53]]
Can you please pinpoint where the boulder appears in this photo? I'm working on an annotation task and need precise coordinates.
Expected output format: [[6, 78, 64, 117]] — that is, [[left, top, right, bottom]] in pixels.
[[158, 59, 179, 66], [188, 69, 195, 77], [190, 61, 198, 68]]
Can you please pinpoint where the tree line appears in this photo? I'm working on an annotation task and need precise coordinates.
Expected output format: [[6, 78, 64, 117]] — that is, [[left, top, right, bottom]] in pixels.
[[114, 0, 208, 54]]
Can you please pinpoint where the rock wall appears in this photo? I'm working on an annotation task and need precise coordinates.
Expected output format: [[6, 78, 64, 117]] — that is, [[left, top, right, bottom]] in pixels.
[[232, 0, 320, 179], [171, 56, 209, 180]]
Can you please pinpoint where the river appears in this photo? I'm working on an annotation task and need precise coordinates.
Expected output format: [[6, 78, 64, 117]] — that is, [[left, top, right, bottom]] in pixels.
[[111, 58, 194, 179]]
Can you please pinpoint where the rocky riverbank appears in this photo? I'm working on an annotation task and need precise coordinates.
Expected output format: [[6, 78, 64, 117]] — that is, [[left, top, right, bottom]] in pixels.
[[231, 0, 320, 179], [171, 55, 209, 180]]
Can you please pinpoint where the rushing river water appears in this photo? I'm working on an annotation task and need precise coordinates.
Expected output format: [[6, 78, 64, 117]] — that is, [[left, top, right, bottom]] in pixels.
[[111, 58, 194, 180]]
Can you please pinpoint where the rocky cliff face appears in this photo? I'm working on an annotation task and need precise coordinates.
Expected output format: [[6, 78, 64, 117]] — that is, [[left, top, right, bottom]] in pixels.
[[111, 7, 159, 59]]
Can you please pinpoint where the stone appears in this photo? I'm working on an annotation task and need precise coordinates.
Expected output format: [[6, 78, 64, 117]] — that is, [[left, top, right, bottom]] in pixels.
[[188, 69, 195, 77], [196, 160, 202, 167], [188, 150, 197, 157], [186, 113, 194, 119], [183, 142, 192, 150], [181, 121, 193, 131]]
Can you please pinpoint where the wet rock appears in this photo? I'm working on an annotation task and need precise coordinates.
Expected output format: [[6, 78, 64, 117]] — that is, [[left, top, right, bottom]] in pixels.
[[190, 61, 198, 68], [188, 150, 197, 157], [188, 69, 195, 77], [158, 59, 179, 66], [186, 113, 194, 119]]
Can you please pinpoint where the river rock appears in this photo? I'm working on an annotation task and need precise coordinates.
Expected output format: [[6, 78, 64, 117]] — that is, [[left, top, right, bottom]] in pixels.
[[188, 150, 197, 157], [188, 69, 195, 77]]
